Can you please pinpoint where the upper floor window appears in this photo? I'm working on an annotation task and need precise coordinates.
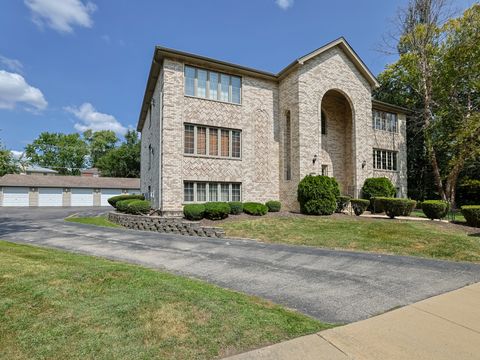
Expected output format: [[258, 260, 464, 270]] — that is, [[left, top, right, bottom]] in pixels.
[[184, 65, 241, 104], [373, 149, 398, 171], [184, 124, 241, 159], [373, 110, 398, 132]]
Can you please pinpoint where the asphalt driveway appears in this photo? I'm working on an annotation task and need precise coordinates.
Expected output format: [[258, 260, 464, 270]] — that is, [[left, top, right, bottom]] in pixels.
[[1, 207, 479, 323]]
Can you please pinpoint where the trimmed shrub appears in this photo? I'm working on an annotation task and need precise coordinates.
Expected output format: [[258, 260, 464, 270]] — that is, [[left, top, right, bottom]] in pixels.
[[243, 202, 268, 216], [422, 200, 449, 220], [297, 175, 339, 216], [370, 197, 388, 214], [403, 199, 417, 216], [336, 195, 351, 213], [183, 204, 205, 221], [461, 205, 480, 228], [383, 198, 417, 219], [303, 198, 337, 215], [204, 202, 230, 220], [126, 200, 151, 215], [457, 179, 480, 207], [266, 200, 281, 212], [108, 194, 145, 208], [351, 199, 369, 216], [361, 178, 396, 202], [228, 202, 243, 215], [116, 199, 137, 213]]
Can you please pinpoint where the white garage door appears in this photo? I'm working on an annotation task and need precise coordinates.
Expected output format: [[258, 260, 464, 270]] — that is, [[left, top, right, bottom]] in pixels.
[[38, 188, 63, 207], [100, 189, 123, 206], [71, 188, 94, 206], [2, 187, 29, 207]]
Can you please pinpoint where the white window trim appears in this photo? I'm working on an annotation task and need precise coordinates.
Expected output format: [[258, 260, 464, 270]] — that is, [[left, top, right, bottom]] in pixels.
[[184, 65, 242, 105], [372, 109, 398, 133], [184, 123, 242, 160], [183, 182, 242, 203], [373, 148, 399, 172]]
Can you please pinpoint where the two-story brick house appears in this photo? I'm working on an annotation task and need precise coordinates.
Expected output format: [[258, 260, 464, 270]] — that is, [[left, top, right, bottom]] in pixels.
[[138, 37, 408, 216]]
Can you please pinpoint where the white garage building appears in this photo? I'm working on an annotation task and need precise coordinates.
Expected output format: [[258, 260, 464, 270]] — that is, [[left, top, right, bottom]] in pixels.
[[0, 174, 140, 207]]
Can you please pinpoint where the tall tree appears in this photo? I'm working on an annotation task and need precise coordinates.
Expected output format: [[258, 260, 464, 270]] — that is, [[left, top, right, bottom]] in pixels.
[[0, 140, 19, 176], [376, 1, 480, 206], [25, 132, 88, 175], [83, 130, 118, 167], [96, 130, 140, 178]]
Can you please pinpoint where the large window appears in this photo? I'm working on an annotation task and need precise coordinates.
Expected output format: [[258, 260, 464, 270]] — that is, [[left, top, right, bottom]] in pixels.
[[183, 182, 241, 203], [372, 110, 398, 132], [373, 149, 398, 171], [184, 65, 241, 104], [184, 124, 241, 159]]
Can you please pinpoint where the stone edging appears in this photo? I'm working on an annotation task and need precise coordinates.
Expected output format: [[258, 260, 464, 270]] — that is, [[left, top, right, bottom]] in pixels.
[[108, 211, 225, 238]]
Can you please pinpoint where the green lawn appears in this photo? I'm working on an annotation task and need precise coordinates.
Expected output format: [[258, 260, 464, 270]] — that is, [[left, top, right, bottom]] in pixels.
[[0, 241, 329, 359], [221, 216, 480, 262], [66, 215, 121, 228]]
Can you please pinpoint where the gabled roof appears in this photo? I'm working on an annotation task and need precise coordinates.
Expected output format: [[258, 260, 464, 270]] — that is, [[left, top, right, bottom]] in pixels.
[[137, 37, 379, 131], [0, 174, 140, 189]]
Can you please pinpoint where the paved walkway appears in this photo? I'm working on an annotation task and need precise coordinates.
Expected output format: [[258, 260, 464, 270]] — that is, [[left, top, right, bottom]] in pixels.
[[1, 207, 480, 324], [228, 282, 480, 359]]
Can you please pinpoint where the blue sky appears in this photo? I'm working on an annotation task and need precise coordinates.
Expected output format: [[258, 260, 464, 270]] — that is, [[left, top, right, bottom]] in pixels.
[[0, 0, 475, 153]]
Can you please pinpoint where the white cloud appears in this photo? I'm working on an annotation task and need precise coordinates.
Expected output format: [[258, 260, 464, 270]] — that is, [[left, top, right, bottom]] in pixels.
[[276, 0, 294, 10], [24, 0, 97, 33], [0, 55, 24, 74], [0, 70, 47, 111], [65, 102, 127, 135]]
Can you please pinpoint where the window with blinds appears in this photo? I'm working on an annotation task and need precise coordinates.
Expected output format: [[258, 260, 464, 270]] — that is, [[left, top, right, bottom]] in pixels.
[[184, 124, 241, 159]]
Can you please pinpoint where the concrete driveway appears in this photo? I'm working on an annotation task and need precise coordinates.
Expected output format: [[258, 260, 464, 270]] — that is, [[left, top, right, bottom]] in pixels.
[[1, 207, 479, 323]]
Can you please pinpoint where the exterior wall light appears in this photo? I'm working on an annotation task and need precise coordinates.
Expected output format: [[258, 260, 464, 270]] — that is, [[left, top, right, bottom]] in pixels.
[[312, 154, 318, 165], [362, 160, 367, 169]]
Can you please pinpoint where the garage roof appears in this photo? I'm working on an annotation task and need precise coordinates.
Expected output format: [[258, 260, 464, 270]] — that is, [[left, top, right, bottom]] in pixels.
[[0, 174, 140, 189]]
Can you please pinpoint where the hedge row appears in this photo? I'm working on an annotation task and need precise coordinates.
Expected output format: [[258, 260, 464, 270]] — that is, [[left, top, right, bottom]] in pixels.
[[461, 205, 480, 228], [184, 200, 281, 221], [350, 197, 416, 218], [108, 194, 151, 215]]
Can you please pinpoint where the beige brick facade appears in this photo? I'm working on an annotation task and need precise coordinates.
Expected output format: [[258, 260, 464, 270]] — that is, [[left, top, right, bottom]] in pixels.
[[139, 38, 408, 215]]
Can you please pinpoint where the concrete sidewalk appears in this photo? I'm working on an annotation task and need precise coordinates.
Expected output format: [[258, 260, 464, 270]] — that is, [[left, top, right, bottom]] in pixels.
[[227, 282, 480, 360]]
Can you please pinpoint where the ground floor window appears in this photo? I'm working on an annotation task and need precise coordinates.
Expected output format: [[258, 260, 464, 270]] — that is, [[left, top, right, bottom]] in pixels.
[[373, 149, 398, 171], [183, 182, 241, 203]]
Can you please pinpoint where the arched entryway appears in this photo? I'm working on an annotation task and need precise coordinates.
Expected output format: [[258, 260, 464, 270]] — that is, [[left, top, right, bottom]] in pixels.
[[319, 89, 354, 195]]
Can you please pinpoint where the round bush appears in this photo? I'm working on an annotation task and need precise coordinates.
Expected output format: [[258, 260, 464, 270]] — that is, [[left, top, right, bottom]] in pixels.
[[108, 194, 145, 208], [457, 179, 480, 207], [383, 198, 417, 219], [461, 205, 480, 228], [116, 199, 137, 213], [303, 198, 337, 215], [183, 204, 205, 221], [297, 175, 339, 216], [204, 202, 230, 220], [350, 199, 369, 216], [126, 200, 151, 215], [336, 195, 351, 213], [422, 200, 449, 220], [243, 202, 268, 216], [228, 202, 243, 215], [361, 178, 396, 202], [265, 200, 281, 212]]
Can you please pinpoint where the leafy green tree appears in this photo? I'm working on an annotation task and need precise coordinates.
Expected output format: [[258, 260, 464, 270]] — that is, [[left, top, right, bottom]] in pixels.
[[83, 130, 118, 167], [96, 130, 140, 178], [0, 140, 19, 176], [376, 1, 480, 206], [25, 132, 88, 175]]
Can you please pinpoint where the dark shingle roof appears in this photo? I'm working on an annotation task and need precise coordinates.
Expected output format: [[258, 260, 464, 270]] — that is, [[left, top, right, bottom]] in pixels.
[[0, 174, 140, 189]]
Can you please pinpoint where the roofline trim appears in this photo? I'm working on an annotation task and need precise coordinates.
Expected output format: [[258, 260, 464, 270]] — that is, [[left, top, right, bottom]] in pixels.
[[137, 37, 381, 131]]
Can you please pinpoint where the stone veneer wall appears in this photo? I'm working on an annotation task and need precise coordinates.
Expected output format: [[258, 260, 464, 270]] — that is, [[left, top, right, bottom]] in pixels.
[[157, 58, 280, 214], [108, 211, 225, 238]]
